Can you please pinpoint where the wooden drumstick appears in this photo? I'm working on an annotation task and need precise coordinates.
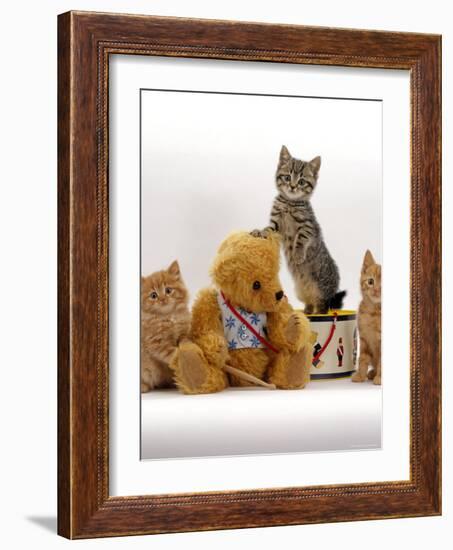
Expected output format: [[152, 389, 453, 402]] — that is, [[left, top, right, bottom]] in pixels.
[[224, 363, 276, 389]]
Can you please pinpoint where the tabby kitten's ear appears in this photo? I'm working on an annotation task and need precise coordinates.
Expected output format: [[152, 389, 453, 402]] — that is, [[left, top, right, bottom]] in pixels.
[[279, 145, 291, 164], [362, 250, 376, 272], [167, 260, 180, 277], [309, 156, 321, 177]]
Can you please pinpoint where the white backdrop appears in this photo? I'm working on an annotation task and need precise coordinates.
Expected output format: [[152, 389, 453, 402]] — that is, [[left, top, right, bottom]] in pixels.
[[111, 55, 409, 491], [141, 82, 382, 309], [1, 1, 450, 549]]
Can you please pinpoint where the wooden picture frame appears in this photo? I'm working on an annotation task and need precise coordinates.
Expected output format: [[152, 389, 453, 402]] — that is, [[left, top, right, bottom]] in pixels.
[[58, 11, 441, 539]]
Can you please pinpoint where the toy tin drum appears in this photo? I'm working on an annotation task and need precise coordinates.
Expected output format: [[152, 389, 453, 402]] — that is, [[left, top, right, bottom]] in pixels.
[[307, 310, 357, 380]]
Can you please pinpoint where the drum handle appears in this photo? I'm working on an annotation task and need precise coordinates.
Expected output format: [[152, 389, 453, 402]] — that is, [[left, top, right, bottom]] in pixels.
[[312, 312, 338, 366]]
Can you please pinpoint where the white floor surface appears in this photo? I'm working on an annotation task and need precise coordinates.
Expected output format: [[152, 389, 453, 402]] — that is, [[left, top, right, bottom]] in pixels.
[[141, 378, 382, 459]]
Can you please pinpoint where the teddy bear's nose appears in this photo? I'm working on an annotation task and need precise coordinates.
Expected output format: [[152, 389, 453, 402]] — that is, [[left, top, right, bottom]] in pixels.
[[275, 290, 284, 301]]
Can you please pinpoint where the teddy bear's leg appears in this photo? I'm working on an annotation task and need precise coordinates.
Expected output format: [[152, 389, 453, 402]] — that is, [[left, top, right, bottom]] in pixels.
[[227, 349, 269, 387], [267, 345, 311, 389], [170, 341, 227, 395]]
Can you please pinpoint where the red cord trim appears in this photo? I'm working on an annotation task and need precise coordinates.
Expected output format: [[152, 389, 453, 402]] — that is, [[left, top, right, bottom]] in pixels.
[[312, 312, 338, 365]]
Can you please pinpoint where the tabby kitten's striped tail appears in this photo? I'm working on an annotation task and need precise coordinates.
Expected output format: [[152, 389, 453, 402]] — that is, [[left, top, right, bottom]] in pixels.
[[328, 290, 347, 310]]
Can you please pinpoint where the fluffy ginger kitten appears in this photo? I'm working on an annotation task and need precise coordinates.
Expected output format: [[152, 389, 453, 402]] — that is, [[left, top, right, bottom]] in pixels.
[[141, 261, 190, 392], [352, 250, 381, 385]]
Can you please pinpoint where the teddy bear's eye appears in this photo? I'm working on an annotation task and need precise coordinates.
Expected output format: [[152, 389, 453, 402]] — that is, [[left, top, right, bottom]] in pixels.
[[252, 281, 261, 290], [367, 279, 374, 286]]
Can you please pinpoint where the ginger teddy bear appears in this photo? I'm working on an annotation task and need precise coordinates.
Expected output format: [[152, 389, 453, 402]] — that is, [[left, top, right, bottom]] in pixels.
[[170, 231, 312, 394]]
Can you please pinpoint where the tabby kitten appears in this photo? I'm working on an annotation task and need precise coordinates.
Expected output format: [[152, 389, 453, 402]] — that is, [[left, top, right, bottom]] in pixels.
[[255, 145, 345, 314], [352, 250, 381, 385], [141, 261, 191, 392]]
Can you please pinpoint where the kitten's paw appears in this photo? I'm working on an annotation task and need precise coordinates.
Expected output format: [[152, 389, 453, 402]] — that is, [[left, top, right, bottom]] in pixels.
[[373, 375, 381, 385], [294, 245, 309, 265], [141, 382, 151, 393], [250, 227, 275, 239], [367, 368, 376, 380], [351, 371, 367, 383]]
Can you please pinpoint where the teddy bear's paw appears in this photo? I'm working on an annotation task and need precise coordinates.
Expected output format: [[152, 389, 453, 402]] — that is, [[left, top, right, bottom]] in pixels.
[[269, 348, 310, 389], [372, 375, 381, 386], [285, 313, 303, 346], [141, 382, 151, 393], [214, 337, 229, 362], [285, 352, 308, 388], [198, 333, 228, 366]]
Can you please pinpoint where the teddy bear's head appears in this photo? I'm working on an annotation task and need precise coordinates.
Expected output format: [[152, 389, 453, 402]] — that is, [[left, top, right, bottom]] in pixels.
[[210, 231, 285, 313]]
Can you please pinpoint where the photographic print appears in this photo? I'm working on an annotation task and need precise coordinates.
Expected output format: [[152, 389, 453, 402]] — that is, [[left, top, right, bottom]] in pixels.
[[139, 82, 382, 459]]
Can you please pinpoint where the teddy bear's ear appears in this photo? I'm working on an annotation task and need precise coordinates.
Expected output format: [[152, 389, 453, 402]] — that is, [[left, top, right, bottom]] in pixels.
[[211, 232, 246, 286], [216, 232, 244, 256], [210, 254, 236, 288]]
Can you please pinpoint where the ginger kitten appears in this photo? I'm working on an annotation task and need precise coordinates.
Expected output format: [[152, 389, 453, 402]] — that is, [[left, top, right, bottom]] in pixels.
[[352, 250, 381, 385], [141, 261, 191, 392]]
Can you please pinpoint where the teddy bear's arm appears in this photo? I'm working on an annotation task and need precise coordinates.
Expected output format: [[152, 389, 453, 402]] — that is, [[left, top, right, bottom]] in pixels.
[[267, 306, 311, 353], [190, 288, 223, 338], [266, 305, 313, 389], [190, 288, 228, 367]]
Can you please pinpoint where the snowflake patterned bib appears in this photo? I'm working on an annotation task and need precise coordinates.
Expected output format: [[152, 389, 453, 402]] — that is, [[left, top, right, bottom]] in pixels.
[[217, 292, 267, 350]]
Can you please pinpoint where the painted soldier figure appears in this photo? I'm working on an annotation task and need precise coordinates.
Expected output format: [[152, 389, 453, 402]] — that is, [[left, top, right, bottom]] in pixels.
[[337, 337, 344, 367]]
